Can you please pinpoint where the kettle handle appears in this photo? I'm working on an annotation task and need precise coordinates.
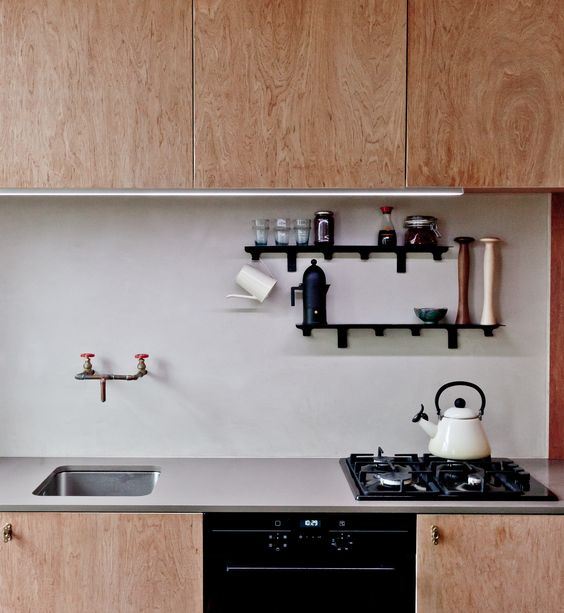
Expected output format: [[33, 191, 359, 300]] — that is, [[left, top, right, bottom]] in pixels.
[[435, 381, 486, 420]]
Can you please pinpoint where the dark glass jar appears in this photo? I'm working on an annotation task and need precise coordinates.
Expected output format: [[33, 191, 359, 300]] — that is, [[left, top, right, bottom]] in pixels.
[[313, 211, 334, 245], [404, 215, 441, 245]]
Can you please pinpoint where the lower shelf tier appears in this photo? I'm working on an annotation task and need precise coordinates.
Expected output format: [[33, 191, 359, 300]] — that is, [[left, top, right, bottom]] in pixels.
[[296, 323, 502, 349]]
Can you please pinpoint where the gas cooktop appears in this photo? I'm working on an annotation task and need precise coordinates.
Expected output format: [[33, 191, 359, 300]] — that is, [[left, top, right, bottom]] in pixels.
[[342, 449, 557, 501]]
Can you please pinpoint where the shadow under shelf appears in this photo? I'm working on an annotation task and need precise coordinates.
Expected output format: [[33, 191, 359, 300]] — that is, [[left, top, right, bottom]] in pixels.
[[296, 323, 503, 349], [245, 244, 450, 272]]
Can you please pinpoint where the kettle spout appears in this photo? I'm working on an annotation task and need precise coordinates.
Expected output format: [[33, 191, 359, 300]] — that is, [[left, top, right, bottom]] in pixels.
[[419, 419, 438, 438], [412, 404, 437, 438]]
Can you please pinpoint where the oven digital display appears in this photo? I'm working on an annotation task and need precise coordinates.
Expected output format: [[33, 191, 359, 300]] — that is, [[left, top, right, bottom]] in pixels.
[[299, 519, 321, 528]]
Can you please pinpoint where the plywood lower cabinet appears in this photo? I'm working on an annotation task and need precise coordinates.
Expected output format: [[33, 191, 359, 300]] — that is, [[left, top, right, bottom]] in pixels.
[[417, 514, 564, 613], [4, 512, 562, 612], [0, 513, 203, 613]]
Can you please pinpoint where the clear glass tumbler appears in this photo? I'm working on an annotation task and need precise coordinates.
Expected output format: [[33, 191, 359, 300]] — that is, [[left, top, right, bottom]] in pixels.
[[252, 219, 270, 246], [293, 219, 311, 245], [274, 218, 291, 245]]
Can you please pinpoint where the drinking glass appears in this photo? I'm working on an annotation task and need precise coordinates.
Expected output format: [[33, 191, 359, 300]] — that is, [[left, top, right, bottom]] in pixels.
[[252, 219, 270, 246], [293, 219, 311, 245], [274, 218, 291, 245]]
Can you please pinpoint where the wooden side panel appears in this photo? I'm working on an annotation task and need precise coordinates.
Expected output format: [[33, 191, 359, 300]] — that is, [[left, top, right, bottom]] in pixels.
[[194, 0, 406, 188], [0, 1, 193, 188], [550, 193, 564, 459], [407, 0, 564, 188], [417, 515, 564, 613], [0, 513, 203, 613]]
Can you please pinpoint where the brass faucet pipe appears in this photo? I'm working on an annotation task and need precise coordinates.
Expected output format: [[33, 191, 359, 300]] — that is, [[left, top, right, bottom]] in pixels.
[[75, 372, 147, 403], [74, 372, 147, 381], [75, 355, 148, 402]]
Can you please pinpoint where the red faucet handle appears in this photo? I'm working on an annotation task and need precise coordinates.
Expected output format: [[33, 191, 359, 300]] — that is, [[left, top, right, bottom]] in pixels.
[[135, 354, 149, 360], [80, 353, 95, 376]]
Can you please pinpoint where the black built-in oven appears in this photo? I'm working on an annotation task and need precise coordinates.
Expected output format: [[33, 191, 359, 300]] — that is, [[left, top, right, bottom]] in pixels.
[[204, 513, 415, 613]]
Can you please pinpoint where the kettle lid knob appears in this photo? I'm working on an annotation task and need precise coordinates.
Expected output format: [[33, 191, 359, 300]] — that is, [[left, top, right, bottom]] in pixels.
[[454, 398, 466, 408]]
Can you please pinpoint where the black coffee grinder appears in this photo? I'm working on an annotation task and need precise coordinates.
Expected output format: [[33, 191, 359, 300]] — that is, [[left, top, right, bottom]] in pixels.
[[290, 259, 330, 324]]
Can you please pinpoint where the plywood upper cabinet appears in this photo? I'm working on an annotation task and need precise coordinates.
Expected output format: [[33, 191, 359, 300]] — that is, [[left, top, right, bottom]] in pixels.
[[0, 1, 193, 188], [194, 0, 406, 188], [0, 513, 203, 613], [417, 514, 564, 613], [407, 0, 564, 189]]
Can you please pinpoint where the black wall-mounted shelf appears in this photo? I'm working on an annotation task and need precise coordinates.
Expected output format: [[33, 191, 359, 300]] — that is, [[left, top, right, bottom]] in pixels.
[[296, 323, 502, 349], [245, 244, 450, 272]]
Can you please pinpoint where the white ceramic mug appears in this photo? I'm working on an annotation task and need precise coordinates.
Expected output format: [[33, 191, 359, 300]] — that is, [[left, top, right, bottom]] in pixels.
[[226, 264, 277, 302]]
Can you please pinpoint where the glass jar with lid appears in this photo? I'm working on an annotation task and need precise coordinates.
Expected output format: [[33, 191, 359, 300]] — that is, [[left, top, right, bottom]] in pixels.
[[404, 215, 441, 245], [313, 211, 334, 245]]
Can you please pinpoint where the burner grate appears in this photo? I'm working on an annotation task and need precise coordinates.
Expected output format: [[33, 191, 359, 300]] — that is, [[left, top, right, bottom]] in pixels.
[[342, 452, 557, 501]]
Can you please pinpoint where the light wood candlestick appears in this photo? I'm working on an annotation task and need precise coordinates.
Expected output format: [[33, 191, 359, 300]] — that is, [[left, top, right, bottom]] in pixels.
[[480, 237, 502, 325]]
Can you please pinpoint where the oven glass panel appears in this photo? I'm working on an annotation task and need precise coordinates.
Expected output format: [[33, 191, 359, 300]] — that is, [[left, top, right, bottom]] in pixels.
[[204, 513, 415, 613]]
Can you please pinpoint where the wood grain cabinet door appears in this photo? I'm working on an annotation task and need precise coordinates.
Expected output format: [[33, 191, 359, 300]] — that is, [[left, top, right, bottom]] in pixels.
[[0, 513, 203, 613], [0, 1, 193, 188], [417, 514, 564, 613], [407, 0, 564, 189], [194, 0, 406, 188]]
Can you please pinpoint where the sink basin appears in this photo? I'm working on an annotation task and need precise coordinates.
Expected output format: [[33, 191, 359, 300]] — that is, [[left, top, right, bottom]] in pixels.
[[33, 466, 160, 496]]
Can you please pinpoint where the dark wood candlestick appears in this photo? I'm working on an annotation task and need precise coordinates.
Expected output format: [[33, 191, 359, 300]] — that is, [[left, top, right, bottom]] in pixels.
[[454, 236, 475, 324]]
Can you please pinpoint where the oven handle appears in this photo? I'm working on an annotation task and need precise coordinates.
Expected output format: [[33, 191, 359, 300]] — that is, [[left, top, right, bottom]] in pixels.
[[226, 566, 396, 572]]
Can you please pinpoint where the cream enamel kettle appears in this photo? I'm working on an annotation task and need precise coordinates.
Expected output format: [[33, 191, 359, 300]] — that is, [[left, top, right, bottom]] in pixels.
[[412, 381, 491, 460]]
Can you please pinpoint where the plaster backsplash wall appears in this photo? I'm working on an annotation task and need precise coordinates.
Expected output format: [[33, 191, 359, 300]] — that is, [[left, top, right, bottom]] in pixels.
[[0, 193, 549, 457]]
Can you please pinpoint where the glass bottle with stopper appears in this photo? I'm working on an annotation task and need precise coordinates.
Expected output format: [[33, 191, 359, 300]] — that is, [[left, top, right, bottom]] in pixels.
[[378, 206, 397, 246]]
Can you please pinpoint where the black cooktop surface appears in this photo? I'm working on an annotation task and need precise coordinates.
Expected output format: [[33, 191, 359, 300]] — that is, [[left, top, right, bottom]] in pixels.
[[342, 450, 557, 501]]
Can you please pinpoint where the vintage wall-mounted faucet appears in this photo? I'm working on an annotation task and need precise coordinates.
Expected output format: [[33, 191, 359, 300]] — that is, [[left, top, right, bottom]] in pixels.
[[75, 353, 149, 402]]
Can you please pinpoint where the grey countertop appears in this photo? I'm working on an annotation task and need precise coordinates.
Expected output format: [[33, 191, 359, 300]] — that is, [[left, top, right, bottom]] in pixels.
[[1, 457, 563, 513]]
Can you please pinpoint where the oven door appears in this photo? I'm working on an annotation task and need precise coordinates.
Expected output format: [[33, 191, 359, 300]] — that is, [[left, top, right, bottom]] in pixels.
[[204, 513, 415, 613]]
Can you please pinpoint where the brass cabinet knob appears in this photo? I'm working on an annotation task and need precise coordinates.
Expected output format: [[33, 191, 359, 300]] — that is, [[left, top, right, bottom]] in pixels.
[[431, 524, 440, 545], [3, 523, 12, 543]]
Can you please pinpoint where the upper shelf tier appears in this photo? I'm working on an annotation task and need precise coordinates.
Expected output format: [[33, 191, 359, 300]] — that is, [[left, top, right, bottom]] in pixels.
[[244, 244, 450, 272]]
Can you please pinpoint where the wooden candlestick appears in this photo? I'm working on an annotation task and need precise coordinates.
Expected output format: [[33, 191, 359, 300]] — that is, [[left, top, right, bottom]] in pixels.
[[480, 237, 502, 325], [454, 236, 475, 324]]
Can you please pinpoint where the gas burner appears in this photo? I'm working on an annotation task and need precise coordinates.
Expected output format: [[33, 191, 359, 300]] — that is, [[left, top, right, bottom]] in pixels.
[[363, 463, 414, 490], [363, 463, 394, 473], [378, 468, 413, 487], [341, 452, 557, 501], [432, 461, 485, 488], [455, 481, 487, 493], [467, 472, 484, 487]]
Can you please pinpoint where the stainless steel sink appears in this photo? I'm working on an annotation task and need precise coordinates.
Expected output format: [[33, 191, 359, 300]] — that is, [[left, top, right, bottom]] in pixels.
[[33, 466, 160, 496]]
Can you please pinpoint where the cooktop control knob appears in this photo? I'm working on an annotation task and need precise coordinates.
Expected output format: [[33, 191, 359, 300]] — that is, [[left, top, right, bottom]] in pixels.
[[267, 532, 289, 552], [330, 532, 353, 552]]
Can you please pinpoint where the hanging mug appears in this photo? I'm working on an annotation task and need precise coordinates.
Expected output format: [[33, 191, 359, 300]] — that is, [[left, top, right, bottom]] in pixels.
[[226, 264, 277, 302]]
